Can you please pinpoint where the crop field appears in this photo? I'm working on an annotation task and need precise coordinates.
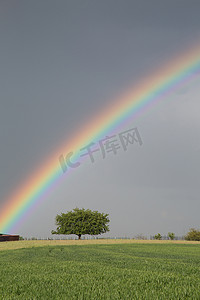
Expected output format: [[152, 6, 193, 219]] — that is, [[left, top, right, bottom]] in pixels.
[[0, 241, 200, 299]]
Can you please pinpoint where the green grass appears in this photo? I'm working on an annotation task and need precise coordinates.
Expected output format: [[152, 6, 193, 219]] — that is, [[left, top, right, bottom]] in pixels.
[[0, 243, 200, 299]]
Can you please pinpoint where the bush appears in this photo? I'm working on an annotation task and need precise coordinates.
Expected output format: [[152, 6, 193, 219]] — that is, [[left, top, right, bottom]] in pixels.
[[168, 232, 175, 240], [185, 228, 200, 241], [154, 233, 162, 240]]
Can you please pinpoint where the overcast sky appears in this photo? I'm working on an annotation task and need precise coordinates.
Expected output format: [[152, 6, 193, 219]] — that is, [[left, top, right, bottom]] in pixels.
[[0, 0, 200, 238]]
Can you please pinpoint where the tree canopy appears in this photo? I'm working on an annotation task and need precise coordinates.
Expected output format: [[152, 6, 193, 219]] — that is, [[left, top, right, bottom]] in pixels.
[[185, 228, 200, 241], [51, 208, 110, 239]]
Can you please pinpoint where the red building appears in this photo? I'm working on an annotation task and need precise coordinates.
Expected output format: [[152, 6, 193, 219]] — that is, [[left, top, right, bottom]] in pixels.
[[0, 234, 19, 242]]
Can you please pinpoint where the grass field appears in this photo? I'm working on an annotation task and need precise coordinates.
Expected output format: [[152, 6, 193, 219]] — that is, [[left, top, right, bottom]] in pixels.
[[0, 240, 200, 299]]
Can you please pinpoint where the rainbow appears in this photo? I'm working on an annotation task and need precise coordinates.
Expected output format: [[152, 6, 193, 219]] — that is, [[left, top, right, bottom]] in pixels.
[[0, 44, 200, 234]]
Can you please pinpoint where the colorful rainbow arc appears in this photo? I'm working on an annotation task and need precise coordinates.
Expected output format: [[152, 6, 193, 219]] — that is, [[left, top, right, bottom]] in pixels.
[[0, 44, 200, 234]]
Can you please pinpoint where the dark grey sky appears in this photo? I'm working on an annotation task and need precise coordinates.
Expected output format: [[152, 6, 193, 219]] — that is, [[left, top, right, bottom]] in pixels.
[[0, 0, 200, 237]]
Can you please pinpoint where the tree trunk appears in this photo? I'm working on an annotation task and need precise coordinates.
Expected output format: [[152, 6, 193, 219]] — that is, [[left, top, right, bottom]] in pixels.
[[78, 234, 81, 240]]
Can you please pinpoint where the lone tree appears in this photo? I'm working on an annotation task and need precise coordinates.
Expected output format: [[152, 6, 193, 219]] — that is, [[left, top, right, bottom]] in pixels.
[[51, 208, 110, 239]]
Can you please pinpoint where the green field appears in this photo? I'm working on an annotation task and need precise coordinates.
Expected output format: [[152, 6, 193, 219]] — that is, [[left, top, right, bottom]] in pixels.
[[0, 242, 200, 299]]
